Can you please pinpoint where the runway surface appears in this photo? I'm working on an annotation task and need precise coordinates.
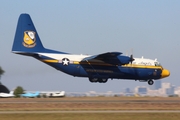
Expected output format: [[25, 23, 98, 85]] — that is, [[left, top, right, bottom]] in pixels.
[[0, 110, 180, 114], [0, 100, 180, 103], [1, 97, 180, 103]]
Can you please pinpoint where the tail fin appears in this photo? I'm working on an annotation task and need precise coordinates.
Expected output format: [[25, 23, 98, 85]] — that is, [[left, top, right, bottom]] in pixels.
[[9, 91, 14, 95], [12, 14, 45, 53]]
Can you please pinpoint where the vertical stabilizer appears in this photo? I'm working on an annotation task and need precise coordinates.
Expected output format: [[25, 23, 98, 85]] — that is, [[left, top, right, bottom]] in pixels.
[[12, 14, 45, 53]]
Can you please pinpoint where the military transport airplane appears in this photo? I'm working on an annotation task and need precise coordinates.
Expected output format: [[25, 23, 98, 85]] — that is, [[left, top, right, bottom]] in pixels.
[[12, 14, 170, 85]]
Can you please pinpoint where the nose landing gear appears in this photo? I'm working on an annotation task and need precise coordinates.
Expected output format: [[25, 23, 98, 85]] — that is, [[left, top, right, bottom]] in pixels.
[[148, 79, 154, 85]]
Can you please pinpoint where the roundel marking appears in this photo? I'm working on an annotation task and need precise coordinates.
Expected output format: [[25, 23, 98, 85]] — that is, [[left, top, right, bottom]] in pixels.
[[62, 58, 70, 66]]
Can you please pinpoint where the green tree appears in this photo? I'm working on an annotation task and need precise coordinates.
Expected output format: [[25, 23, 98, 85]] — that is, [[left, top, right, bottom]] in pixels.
[[14, 86, 25, 98], [0, 66, 4, 76], [0, 66, 5, 85]]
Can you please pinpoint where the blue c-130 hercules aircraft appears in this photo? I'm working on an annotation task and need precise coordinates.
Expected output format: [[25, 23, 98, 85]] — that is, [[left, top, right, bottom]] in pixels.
[[12, 14, 170, 85]]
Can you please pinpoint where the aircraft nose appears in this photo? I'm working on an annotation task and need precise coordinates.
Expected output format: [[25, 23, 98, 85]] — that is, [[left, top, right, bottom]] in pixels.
[[161, 69, 170, 78]]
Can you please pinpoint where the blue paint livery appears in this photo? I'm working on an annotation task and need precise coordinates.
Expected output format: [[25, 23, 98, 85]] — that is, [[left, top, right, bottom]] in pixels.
[[12, 14, 170, 85]]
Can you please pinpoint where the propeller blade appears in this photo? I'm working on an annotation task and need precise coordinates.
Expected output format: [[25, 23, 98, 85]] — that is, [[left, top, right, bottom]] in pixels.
[[130, 54, 134, 64]]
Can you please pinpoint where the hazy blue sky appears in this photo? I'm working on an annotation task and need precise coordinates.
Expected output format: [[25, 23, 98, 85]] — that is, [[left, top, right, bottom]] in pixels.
[[0, 0, 180, 92]]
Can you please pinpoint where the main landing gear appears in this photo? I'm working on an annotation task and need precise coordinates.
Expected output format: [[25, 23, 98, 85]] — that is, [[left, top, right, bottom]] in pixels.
[[89, 78, 108, 83]]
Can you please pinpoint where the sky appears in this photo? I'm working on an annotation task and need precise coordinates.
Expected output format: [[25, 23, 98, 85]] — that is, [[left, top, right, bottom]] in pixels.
[[0, 0, 180, 93]]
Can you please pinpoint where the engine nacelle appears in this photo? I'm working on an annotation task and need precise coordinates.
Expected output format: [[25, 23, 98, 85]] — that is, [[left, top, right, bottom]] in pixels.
[[117, 56, 132, 65]]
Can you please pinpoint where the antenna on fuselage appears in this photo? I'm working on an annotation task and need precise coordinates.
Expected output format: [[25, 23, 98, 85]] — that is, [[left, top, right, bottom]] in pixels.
[[126, 50, 128, 56]]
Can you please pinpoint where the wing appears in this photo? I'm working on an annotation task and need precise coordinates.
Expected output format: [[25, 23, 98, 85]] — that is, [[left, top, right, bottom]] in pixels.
[[79, 52, 125, 79], [81, 52, 130, 65]]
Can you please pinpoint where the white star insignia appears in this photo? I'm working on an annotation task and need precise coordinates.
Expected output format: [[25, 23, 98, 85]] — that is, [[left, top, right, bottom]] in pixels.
[[62, 58, 70, 66]]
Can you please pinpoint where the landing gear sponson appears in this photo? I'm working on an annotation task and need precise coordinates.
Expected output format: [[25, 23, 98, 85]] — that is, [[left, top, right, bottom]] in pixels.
[[89, 78, 154, 85]]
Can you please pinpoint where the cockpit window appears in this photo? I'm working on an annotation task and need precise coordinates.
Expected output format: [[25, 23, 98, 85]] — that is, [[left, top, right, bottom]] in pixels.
[[154, 62, 161, 66]]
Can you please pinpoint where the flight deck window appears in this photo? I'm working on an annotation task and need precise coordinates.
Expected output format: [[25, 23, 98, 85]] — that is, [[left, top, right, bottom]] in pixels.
[[154, 62, 161, 66]]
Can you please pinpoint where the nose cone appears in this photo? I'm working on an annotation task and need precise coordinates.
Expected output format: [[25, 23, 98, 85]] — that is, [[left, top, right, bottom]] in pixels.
[[161, 69, 170, 78]]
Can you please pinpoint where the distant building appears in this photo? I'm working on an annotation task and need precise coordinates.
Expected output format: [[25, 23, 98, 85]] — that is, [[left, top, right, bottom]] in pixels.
[[154, 80, 161, 90], [124, 88, 131, 93], [124, 88, 134, 96], [166, 85, 175, 96], [162, 82, 171, 89], [161, 82, 175, 96], [175, 87, 180, 96], [135, 86, 148, 95]]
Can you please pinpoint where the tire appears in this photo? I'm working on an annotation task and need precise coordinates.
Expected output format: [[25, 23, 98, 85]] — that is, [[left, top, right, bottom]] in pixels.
[[148, 80, 154, 85], [89, 78, 98, 83], [98, 78, 108, 83]]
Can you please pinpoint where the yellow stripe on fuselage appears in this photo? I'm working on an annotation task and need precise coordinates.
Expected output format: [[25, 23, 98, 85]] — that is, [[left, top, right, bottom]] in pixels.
[[73, 61, 79, 64], [42, 60, 59, 63]]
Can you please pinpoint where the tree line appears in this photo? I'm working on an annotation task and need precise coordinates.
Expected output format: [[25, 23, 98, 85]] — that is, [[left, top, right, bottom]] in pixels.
[[0, 66, 25, 97]]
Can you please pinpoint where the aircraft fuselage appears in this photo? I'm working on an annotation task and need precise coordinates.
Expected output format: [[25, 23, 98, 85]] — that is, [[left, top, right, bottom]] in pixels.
[[32, 53, 167, 83]]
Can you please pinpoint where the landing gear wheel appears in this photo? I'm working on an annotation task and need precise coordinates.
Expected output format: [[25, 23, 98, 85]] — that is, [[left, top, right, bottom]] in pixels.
[[98, 78, 108, 83], [89, 78, 108, 83], [148, 80, 154, 85], [89, 78, 98, 83], [101, 78, 108, 83]]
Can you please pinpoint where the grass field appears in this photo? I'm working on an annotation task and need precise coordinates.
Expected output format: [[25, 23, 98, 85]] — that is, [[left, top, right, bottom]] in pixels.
[[1, 113, 180, 120], [0, 97, 180, 120], [0, 97, 180, 111]]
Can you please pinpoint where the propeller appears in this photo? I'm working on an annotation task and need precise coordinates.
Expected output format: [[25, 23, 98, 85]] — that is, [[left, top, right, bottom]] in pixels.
[[126, 49, 134, 64], [130, 49, 134, 64], [130, 54, 134, 64]]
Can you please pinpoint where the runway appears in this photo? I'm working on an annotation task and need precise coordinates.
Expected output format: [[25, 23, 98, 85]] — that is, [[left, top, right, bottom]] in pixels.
[[1, 97, 180, 103], [0, 110, 180, 114], [0, 100, 180, 104]]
